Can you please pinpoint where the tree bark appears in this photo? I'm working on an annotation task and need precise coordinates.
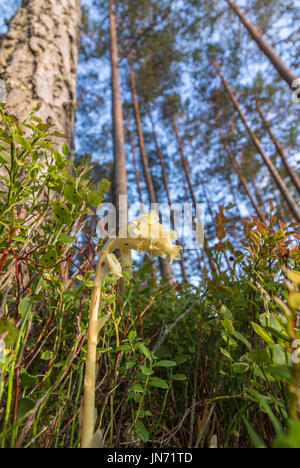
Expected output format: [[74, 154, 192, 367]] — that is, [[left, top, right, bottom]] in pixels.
[[256, 101, 300, 196], [225, 0, 299, 88], [129, 60, 174, 285], [128, 127, 144, 209], [109, 0, 128, 229], [0, 0, 81, 144], [149, 112, 188, 282], [129, 60, 156, 206], [212, 60, 300, 223]]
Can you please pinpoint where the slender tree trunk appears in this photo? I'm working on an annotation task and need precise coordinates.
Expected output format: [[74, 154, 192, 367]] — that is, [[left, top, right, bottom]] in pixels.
[[149, 112, 188, 282], [227, 173, 243, 220], [217, 125, 267, 223], [232, 159, 267, 223], [128, 127, 144, 209], [129, 60, 174, 285], [225, 0, 299, 88], [251, 177, 267, 217], [129, 60, 156, 205], [128, 125, 158, 283], [212, 60, 300, 222], [172, 119, 216, 273], [172, 119, 197, 208], [216, 124, 243, 220], [0, 0, 81, 144], [109, 0, 128, 229], [256, 101, 300, 195], [202, 182, 232, 270]]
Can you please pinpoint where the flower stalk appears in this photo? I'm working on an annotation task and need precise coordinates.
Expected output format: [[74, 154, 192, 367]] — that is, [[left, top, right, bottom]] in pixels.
[[80, 212, 182, 448]]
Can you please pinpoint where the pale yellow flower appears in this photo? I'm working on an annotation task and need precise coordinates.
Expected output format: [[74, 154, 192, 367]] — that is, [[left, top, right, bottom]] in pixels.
[[100, 211, 182, 280], [119, 212, 182, 262]]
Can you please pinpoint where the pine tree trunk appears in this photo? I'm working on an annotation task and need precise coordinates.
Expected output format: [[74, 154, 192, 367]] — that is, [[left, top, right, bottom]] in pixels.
[[256, 101, 300, 195], [251, 177, 267, 217], [150, 112, 188, 282], [227, 173, 243, 220], [128, 126, 144, 209], [226, 0, 298, 88], [129, 60, 174, 285], [129, 60, 156, 206], [218, 126, 267, 223], [172, 120, 216, 273], [216, 125, 243, 220], [128, 124, 158, 283], [0, 0, 81, 143], [200, 183, 233, 271], [212, 60, 300, 222], [232, 159, 267, 223], [109, 0, 128, 229], [172, 120, 198, 208]]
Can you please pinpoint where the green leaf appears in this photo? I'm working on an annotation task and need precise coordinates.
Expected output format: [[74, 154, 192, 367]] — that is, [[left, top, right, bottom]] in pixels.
[[62, 143, 70, 156], [128, 330, 137, 344], [13, 134, 31, 151], [266, 366, 291, 381], [87, 190, 104, 207], [137, 343, 153, 361], [134, 421, 149, 442], [98, 178, 111, 193], [40, 248, 57, 266], [288, 293, 300, 310], [54, 150, 65, 169], [265, 327, 290, 343], [273, 421, 300, 448], [17, 398, 35, 421], [172, 374, 187, 381], [41, 350, 53, 361], [149, 377, 169, 389], [52, 201, 72, 226], [232, 363, 249, 374], [0, 319, 18, 346], [115, 345, 131, 352], [87, 179, 111, 207], [232, 330, 251, 350], [220, 304, 233, 320], [64, 182, 82, 206], [131, 384, 144, 393], [20, 369, 38, 388], [244, 418, 267, 448], [221, 318, 234, 334], [248, 349, 272, 365], [251, 322, 275, 346], [220, 347, 233, 361], [153, 360, 177, 368], [139, 365, 154, 376], [18, 297, 32, 319], [57, 233, 75, 245]]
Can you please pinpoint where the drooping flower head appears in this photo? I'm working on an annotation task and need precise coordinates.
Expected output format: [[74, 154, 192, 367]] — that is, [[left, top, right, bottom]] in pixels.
[[124, 212, 182, 262], [99, 211, 182, 280]]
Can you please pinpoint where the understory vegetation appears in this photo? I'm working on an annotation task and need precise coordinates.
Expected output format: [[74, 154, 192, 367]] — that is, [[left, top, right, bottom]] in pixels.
[[0, 110, 299, 448]]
